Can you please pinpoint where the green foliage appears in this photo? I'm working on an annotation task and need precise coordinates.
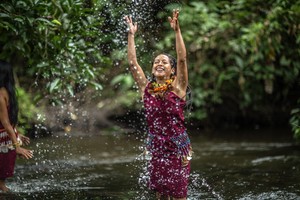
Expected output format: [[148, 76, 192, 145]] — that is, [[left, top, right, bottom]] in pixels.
[[154, 1, 300, 135], [290, 99, 300, 140], [16, 86, 41, 135], [0, 0, 117, 99], [111, 74, 135, 91]]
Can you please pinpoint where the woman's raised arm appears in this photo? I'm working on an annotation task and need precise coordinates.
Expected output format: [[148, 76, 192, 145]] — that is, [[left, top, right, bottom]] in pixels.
[[168, 10, 188, 94], [125, 16, 148, 95]]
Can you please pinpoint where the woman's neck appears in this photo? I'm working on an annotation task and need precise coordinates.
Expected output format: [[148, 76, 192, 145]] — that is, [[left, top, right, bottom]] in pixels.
[[155, 77, 170, 84]]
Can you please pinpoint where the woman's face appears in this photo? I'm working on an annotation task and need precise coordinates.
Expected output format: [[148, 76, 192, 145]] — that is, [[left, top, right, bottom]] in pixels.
[[152, 54, 174, 79]]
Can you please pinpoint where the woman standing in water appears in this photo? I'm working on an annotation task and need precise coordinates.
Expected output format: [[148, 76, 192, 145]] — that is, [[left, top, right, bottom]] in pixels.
[[0, 61, 33, 192], [125, 10, 192, 200]]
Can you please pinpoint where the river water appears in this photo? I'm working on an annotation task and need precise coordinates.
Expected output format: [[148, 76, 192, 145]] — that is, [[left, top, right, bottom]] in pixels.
[[1, 129, 300, 199]]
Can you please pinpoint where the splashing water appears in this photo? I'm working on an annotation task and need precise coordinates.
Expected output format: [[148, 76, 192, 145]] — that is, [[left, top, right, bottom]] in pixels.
[[188, 173, 224, 200], [1, 130, 299, 199], [134, 151, 224, 199]]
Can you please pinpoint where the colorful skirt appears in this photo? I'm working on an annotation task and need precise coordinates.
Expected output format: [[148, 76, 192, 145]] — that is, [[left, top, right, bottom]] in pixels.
[[146, 131, 192, 198], [0, 128, 20, 153], [0, 150, 16, 180], [0, 129, 18, 180], [148, 156, 190, 198]]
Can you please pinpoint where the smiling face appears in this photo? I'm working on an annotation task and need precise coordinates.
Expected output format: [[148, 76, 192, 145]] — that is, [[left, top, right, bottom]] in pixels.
[[152, 54, 175, 81]]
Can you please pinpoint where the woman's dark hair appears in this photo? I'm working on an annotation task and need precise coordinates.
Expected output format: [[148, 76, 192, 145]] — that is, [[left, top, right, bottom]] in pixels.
[[162, 53, 177, 75], [0, 61, 18, 125], [149, 53, 192, 112]]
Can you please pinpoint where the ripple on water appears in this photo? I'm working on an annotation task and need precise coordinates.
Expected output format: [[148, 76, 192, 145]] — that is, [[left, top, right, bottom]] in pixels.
[[239, 191, 300, 200], [251, 155, 289, 165]]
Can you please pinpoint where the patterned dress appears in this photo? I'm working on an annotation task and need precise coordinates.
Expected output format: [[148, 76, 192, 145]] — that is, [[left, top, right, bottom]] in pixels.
[[0, 109, 18, 180], [143, 84, 191, 198]]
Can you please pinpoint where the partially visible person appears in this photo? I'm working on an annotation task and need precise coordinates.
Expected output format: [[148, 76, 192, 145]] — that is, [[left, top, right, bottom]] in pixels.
[[0, 61, 33, 192]]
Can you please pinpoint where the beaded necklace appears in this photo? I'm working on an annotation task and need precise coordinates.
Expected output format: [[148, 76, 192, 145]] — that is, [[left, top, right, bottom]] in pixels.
[[149, 78, 174, 98], [152, 78, 173, 93]]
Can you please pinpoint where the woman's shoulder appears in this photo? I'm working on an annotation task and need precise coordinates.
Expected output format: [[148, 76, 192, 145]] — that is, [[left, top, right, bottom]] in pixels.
[[0, 87, 8, 94], [170, 82, 187, 100], [0, 88, 9, 103]]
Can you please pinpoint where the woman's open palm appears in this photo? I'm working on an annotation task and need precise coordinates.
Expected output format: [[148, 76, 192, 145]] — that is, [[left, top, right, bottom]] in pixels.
[[168, 9, 180, 31], [125, 16, 137, 35]]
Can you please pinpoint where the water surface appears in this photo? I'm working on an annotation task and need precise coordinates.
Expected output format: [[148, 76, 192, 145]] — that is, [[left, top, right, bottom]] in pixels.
[[1, 129, 300, 199]]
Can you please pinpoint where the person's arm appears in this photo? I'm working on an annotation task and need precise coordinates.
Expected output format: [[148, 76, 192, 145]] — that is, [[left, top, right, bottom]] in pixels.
[[0, 96, 33, 159], [0, 97, 18, 145], [168, 10, 188, 95], [125, 16, 148, 95]]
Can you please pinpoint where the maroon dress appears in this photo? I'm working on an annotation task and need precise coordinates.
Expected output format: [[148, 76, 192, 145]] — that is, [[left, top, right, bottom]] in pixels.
[[0, 114, 17, 180], [143, 84, 191, 198]]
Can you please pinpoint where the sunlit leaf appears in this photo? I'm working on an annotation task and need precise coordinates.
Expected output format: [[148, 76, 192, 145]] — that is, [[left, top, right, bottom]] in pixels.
[[67, 85, 74, 97], [52, 19, 62, 26], [49, 78, 60, 93], [91, 81, 103, 90]]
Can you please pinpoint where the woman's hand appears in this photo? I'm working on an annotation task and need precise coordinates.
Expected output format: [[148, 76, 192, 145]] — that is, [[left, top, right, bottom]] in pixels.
[[168, 9, 180, 31], [182, 156, 190, 167], [125, 15, 137, 35], [182, 147, 193, 167], [16, 147, 33, 159], [20, 135, 30, 146]]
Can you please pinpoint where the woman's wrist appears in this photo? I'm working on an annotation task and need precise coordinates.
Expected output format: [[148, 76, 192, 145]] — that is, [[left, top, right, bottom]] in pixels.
[[174, 28, 181, 33], [13, 141, 21, 148]]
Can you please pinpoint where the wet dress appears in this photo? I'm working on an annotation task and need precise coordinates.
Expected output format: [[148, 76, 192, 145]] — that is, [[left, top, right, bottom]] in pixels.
[[143, 84, 191, 198], [0, 109, 18, 180]]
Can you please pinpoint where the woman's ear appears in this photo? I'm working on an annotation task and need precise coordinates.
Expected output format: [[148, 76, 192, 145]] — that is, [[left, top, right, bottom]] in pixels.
[[171, 68, 176, 75]]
